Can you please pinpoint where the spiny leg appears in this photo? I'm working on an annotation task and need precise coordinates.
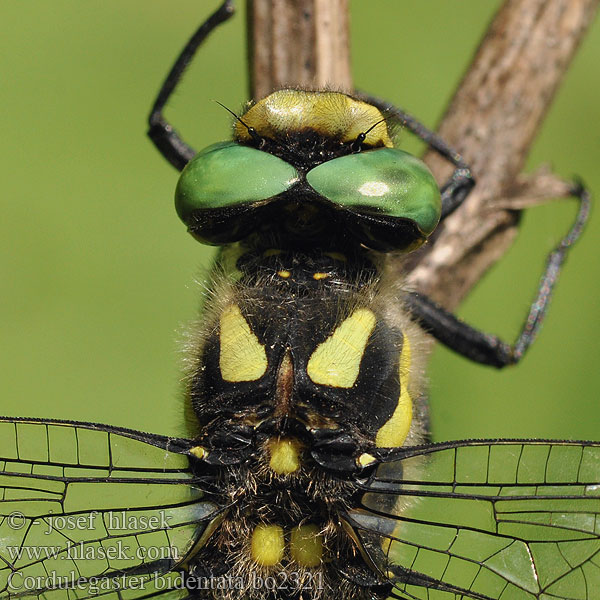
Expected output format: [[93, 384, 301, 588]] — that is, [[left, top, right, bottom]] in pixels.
[[148, 1, 235, 171], [356, 92, 474, 221], [405, 182, 590, 367]]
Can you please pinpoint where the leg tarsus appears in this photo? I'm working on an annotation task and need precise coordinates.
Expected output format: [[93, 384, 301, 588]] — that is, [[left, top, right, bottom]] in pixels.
[[510, 181, 590, 362], [406, 182, 590, 367]]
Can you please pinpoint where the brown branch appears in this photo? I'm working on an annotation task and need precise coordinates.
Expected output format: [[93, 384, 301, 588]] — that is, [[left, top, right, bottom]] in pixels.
[[247, 0, 352, 98], [410, 0, 599, 308], [246, 0, 598, 310]]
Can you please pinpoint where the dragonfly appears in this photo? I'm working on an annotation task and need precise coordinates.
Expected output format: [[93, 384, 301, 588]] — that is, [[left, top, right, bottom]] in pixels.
[[1, 2, 597, 600]]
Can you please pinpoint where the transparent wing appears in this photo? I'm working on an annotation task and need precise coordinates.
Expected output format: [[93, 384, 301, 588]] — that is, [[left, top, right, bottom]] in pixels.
[[347, 440, 600, 600], [0, 417, 220, 600]]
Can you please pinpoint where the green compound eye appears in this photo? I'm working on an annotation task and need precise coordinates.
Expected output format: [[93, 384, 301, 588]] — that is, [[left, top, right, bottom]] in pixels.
[[175, 142, 299, 244], [306, 148, 441, 251]]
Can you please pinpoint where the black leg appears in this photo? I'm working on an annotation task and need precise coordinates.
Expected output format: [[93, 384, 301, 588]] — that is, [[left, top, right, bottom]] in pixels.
[[147, 1, 235, 171], [355, 92, 474, 221], [405, 182, 591, 367]]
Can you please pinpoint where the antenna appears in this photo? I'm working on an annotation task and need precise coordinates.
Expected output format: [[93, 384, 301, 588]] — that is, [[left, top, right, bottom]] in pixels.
[[214, 101, 264, 147]]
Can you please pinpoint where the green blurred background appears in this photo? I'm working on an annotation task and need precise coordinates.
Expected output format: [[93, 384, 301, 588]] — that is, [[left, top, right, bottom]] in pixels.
[[1, 1, 598, 441]]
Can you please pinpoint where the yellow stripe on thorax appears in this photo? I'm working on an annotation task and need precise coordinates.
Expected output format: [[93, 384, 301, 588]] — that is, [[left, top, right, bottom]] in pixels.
[[375, 336, 413, 448], [307, 308, 376, 388], [219, 304, 267, 382]]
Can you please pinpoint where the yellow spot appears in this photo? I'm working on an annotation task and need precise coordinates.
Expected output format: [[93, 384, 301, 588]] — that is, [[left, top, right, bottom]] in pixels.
[[251, 524, 285, 566], [219, 304, 267, 382], [307, 309, 376, 388], [290, 524, 323, 567], [236, 90, 393, 148], [357, 453, 376, 467], [375, 336, 413, 448], [312, 272, 329, 280], [189, 446, 207, 460], [268, 438, 302, 474], [219, 243, 246, 281], [278, 270, 291, 278]]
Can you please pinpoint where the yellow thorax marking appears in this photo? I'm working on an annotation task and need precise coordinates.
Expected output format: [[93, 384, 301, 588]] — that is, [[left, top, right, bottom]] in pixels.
[[219, 243, 246, 281], [277, 270, 291, 278], [219, 304, 267, 382], [375, 336, 413, 448], [307, 308, 376, 388]]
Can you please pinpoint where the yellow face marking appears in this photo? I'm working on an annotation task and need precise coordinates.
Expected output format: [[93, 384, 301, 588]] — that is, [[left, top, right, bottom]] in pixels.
[[219, 304, 267, 382], [312, 272, 329, 280], [268, 437, 302, 474], [290, 524, 323, 567], [307, 308, 376, 388], [375, 336, 413, 448], [237, 90, 393, 148], [278, 270, 291, 278], [251, 524, 285, 566]]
